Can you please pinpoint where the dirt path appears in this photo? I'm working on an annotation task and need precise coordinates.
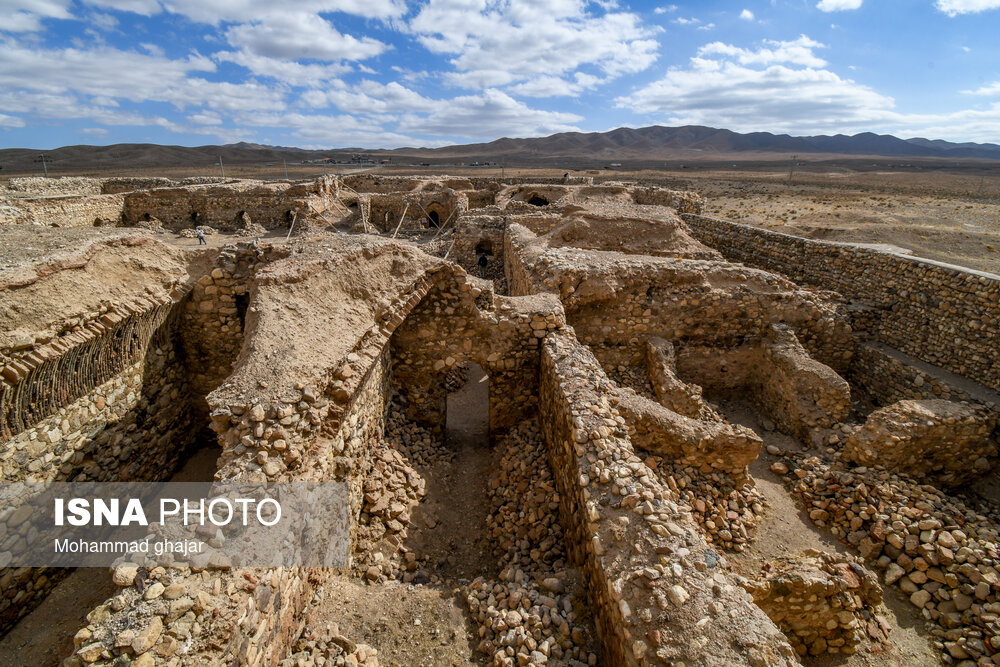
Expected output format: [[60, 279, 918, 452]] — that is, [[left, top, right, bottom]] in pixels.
[[404, 365, 495, 583], [717, 400, 941, 667]]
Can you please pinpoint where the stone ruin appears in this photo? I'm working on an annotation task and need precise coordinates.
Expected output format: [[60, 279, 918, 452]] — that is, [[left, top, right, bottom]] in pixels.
[[0, 173, 998, 666]]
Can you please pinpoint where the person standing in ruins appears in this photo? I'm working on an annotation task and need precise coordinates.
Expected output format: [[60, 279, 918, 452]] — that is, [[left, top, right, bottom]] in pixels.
[[197, 228, 207, 245], [477, 252, 488, 277]]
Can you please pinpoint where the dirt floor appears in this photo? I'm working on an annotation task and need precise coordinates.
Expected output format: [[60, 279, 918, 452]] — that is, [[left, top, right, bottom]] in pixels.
[[717, 399, 942, 667], [0, 444, 219, 667], [300, 367, 494, 666]]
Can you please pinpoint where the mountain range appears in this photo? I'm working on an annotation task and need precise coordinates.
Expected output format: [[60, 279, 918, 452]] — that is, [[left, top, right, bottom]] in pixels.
[[2, 125, 999, 172]]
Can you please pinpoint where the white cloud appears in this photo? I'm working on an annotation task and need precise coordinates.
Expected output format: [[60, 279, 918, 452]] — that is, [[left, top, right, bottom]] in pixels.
[[0, 37, 288, 120], [304, 80, 438, 114], [816, 0, 862, 11], [81, 127, 109, 135], [87, 0, 161, 15], [397, 89, 582, 140], [936, 0, 1000, 15], [0, 0, 73, 32], [144, 0, 405, 23], [0, 113, 26, 128], [699, 35, 827, 67], [616, 36, 895, 135], [963, 81, 1000, 95], [740, 9, 754, 20], [225, 13, 387, 61], [697, 23, 716, 30], [616, 33, 1000, 143], [409, 0, 657, 93], [673, 16, 700, 24], [216, 50, 350, 86], [188, 111, 222, 125], [654, 4, 678, 13]]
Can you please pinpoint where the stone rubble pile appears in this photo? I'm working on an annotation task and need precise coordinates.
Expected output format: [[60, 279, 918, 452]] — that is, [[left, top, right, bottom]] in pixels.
[[467, 420, 599, 667], [776, 452, 1000, 664], [644, 456, 764, 552], [71, 564, 220, 666], [352, 404, 448, 583], [843, 399, 997, 488], [740, 550, 891, 657], [280, 623, 380, 667]]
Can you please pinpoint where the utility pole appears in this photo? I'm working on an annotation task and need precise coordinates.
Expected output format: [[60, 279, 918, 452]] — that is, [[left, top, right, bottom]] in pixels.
[[38, 154, 49, 177], [218, 155, 225, 178], [283, 160, 289, 180], [787, 155, 797, 187]]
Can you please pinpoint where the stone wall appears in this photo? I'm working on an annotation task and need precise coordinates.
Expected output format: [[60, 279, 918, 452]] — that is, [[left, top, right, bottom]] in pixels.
[[505, 223, 854, 373], [122, 179, 334, 231], [391, 273, 563, 439], [0, 302, 203, 635], [0, 194, 125, 227], [539, 331, 798, 666], [685, 214, 1000, 393], [844, 399, 997, 486], [6, 177, 104, 195]]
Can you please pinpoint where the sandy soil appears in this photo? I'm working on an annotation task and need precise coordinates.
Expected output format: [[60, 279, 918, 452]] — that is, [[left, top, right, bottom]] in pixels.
[[717, 399, 941, 667]]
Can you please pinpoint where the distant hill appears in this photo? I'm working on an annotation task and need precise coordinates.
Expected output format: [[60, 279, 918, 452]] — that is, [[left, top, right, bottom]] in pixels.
[[413, 126, 1000, 161], [2, 125, 999, 173]]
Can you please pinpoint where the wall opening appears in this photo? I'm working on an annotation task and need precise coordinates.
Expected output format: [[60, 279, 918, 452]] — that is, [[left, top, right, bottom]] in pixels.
[[235, 292, 249, 328], [428, 210, 440, 227], [445, 363, 489, 448], [475, 239, 494, 256], [527, 195, 549, 207]]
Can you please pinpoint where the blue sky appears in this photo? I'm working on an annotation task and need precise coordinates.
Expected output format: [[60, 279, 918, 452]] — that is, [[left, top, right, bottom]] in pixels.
[[1, 0, 999, 149]]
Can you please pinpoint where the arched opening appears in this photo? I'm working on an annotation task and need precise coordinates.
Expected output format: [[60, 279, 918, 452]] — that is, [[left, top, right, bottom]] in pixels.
[[474, 239, 493, 256], [427, 210, 440, 227], [527, 195, 549, 207], [190, 211, 200, 223]]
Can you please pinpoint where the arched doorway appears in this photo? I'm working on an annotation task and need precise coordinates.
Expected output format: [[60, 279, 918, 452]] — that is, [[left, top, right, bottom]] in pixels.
[[428, 210, 440, 227]]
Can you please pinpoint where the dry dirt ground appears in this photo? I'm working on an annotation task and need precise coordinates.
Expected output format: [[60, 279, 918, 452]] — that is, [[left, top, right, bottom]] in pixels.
[[717, 399, 941, 667], [675, 172, 1000, 275]]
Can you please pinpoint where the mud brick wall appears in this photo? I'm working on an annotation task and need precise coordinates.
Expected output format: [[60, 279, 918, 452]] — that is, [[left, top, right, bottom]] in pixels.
[[0, 194, 125, 227], [685, 214, 1000, 393], [539, 332, 798, 667]]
